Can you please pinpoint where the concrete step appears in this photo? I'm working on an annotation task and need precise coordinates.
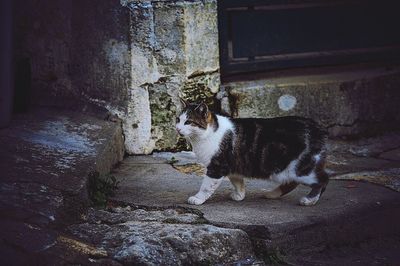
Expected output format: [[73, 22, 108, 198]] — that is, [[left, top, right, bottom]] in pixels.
[[111, 151, 400, 264], [0, 107, 124, 265]]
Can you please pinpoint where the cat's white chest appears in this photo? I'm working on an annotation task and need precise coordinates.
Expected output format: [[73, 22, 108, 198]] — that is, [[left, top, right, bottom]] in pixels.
[[190, 115, 234, 167], [192, 140, 219, 166]]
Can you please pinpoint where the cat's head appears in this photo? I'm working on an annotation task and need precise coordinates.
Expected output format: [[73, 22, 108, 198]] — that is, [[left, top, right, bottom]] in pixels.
[[175, 99, 215, 138]]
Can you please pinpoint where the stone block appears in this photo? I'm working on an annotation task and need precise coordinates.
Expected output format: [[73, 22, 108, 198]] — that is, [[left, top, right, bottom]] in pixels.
[[153, 2, 186, 74], [184, 0, 219, 76], [223, 68, 400, 137], [68, 207, 255, 265]]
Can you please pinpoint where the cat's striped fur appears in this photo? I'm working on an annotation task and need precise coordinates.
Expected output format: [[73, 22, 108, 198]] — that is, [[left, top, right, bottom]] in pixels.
[[176, 100, 329, 206]]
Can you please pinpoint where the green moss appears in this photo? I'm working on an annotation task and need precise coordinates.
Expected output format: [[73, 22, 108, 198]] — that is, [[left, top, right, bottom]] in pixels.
[[174, 137, 191, 151], [182, 77, 216, 110], [148, 83, 178, 150], [149, 91, 176, 125]]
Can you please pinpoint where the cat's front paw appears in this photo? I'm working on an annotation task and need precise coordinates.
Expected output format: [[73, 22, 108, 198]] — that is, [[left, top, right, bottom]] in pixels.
[[299, 196, 320, 206], [188, 196, 206, 205], [230, 191, 245, 201]]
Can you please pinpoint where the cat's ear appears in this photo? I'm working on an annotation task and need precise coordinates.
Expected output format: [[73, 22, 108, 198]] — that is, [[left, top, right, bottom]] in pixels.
[[179, 97, 189, 108], [195, 102, 208, 118]]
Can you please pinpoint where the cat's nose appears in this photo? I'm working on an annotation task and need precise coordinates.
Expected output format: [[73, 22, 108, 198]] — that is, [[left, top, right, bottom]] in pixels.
[[176, 128, 183, 135]]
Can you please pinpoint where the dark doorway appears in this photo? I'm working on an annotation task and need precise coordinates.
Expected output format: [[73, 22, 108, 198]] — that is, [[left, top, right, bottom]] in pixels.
[[218, 0, 400, 80]]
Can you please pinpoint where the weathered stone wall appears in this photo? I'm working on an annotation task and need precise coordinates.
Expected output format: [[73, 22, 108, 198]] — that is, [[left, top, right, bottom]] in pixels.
[[13, 0, 131, 111], [220, 68, 400, 137], [13, 0, 74, 106], [124, 0, 220, 152], [14, 0, 220, 154], [70, 0, 131, 111], [15, 0, 398, 154]]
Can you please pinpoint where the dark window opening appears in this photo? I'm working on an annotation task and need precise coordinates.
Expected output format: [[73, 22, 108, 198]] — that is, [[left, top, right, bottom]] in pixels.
[[218, 0, 400, 80]]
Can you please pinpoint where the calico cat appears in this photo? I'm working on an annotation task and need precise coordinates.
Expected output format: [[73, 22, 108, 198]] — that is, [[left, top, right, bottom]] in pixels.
[[176, 99, 329, 206]]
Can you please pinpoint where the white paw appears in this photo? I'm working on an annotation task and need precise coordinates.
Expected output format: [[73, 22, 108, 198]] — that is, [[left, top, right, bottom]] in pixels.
[[299, 196, 319, 206], [188, 196, 205, 205], [230, 191, 245, 201]]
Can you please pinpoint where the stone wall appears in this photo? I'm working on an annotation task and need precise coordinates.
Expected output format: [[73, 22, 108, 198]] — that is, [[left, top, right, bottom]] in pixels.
[[220, 68, 400, 137], [13, 0, 131, 115], [14, 0, 400, 154], [13, 0, 73, 106], [123, 0, 220, 153], [13, 0, 220, 154]]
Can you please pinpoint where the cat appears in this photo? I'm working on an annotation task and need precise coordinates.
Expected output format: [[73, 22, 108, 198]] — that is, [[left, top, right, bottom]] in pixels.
[[175, 99, 329, 206]]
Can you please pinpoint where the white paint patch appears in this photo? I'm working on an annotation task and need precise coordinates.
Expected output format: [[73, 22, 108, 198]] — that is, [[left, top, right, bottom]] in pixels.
[[278, 94, 297, 111]]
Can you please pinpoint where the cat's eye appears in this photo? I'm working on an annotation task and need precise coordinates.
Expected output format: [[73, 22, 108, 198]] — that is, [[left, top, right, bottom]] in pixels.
[[176, 117, 180, 123], [184, 120, 193, 125]]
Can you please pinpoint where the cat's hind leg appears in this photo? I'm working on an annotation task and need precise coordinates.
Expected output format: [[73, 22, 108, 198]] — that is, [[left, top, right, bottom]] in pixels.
[[188, 176, 223, 205], [265, 182, 298, 199], [228, 175, 245, 201], [299, 170, 329, 206]]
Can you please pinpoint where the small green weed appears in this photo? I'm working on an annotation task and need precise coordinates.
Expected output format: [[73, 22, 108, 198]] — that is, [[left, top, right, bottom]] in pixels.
[[168, 156, 179, 165], [88, 172, 119, 207]]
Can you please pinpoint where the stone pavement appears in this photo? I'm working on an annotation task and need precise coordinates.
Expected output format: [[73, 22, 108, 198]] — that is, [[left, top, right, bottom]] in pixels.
[[107, 134, 400, 265], [1, 109, 400, 265]]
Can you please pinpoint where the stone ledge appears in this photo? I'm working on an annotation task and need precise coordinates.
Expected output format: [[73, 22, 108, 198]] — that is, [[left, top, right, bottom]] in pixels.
[[0, 107, 124, 264], [221, 66, 400, 137]]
